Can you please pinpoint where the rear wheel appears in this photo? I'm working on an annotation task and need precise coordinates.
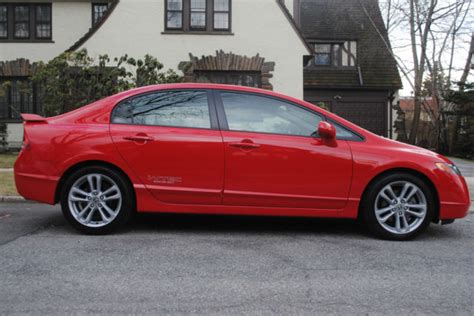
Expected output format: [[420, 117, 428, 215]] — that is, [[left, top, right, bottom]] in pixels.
[[361, 173, 435, 240], [60, 166, 134, 234]]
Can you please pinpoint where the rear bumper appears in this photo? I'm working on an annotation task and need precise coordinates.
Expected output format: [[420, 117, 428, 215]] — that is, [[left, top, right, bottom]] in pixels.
[[14, 171, 58, 205]]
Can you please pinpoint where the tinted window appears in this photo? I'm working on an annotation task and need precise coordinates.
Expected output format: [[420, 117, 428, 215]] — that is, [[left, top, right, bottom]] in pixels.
[[112, 90, 211, 128], [220, 92, 323, 137], [332, 121, 362, 140]]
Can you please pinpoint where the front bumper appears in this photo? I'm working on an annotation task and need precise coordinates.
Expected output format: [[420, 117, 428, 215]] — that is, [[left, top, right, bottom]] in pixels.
[[438, 175, 471, 220]]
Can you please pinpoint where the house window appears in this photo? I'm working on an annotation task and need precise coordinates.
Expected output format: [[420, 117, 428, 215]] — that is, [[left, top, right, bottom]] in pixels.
[[0, 5, 7, 38], [92, 3, 109, 26], [0, 79, 41, 121], [165, 0, 231, 33], [0, 3, 52, 41], [213, 0, 229, 30], [311, 41, 357, 67], [190, 0, 206, 29], [35, 5, 51, 38], [166, 0, 183, 29], [14, 5, 29, 38], [194, 71, 261, 88]]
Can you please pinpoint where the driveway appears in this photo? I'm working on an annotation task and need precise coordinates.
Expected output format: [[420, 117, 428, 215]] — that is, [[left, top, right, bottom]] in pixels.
[[0, 202, 473, 315]]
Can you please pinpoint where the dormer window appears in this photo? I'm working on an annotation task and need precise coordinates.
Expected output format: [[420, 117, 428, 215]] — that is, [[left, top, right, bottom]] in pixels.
[[311, 41, 357, 67], [92, 3, 110, 26], [165, 0, 231, 33]]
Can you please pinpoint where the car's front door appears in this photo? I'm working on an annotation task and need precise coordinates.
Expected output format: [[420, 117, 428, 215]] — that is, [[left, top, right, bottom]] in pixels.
[[110, 89, 224, 205], [215, 91, 353, 210]]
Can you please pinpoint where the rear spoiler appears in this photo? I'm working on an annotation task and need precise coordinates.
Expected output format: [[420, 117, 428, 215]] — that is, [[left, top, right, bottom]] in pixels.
[[21, 113, 47, 123]]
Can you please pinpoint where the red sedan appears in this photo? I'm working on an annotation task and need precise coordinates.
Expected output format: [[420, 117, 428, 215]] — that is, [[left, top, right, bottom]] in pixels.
[[14, 84, 470, 240]]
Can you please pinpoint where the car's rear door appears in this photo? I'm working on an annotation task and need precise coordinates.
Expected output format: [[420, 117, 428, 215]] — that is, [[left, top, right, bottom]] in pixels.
[[110, 89, 224, 205], [214, 90, 353, 210]]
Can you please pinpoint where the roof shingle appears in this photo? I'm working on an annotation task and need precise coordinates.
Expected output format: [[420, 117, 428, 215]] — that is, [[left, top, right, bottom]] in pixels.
[[300, 0, 402, 90]]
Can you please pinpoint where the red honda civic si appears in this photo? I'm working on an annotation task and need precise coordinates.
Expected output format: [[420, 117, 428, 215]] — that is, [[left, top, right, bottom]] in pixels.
[[14, 83, 470, 240]]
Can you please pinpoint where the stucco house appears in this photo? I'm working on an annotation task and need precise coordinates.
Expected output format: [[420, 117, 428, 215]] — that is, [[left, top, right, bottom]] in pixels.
[[0, 0, 311, 147], [0, 0, 401, 148]]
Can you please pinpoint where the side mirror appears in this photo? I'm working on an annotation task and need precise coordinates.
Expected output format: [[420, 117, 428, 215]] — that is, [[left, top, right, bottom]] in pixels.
[[317, 121, 336, 140]]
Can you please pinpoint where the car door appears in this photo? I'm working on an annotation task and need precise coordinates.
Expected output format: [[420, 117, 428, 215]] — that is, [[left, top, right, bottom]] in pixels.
[[215, 91, 353, 210], [110, 89, 224, 205]]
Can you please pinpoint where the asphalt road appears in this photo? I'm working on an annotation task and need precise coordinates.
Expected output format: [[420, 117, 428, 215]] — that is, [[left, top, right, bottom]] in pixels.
[[0, 202, 473, 315]]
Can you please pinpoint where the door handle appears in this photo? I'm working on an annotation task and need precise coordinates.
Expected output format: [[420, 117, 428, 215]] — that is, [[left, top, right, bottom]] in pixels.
[[123, 135, 154, 142], [229, 142, 260, 149]]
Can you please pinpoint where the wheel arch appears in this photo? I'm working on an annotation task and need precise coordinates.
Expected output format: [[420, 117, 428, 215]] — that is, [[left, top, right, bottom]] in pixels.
[[359, 167, 440, 222], [54, 160, 136, 206]]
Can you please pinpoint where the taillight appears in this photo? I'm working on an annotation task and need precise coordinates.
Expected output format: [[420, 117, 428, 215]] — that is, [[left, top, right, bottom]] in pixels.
[[21, 123, 31, 151]]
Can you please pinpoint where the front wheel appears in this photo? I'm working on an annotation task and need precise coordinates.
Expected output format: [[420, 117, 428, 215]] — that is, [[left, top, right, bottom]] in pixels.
[[60, 166, 134, 234], [361, 173, 435, 240]]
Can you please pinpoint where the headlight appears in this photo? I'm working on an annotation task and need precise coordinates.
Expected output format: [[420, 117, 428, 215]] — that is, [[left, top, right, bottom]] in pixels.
[[435, 162, 462, 176]]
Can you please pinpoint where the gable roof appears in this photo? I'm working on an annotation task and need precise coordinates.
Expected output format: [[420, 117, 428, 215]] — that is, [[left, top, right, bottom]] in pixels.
[[300, 0, 402, 90], [66, 0, 119, 53], [66, 0, 312, 55]]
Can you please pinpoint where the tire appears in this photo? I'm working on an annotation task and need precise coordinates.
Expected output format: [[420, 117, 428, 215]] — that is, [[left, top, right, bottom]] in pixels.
[[60, 166, 134, 234], [361, 172, 435, 241]]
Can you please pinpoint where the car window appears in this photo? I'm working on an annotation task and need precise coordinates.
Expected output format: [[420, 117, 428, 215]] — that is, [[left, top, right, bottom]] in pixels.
[[332, 121, 363, 140], [220, 92, 323, 137], [112, 90, 211, 129]]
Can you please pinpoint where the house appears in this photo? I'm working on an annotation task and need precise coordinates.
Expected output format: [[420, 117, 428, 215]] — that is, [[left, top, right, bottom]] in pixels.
[[399, 97, 439, 148], [0, 0, 401, 148], [297, 0, 402, 138], [0, 0, 311, 148]]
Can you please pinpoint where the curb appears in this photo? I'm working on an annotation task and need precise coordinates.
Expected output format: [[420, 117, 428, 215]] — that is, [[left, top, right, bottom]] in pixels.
[[0, 196, 35, 203]]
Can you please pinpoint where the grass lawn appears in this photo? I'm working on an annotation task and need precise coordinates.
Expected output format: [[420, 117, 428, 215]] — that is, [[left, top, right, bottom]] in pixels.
[[0, 154, 18, 169], [0, 171, 18, 196]]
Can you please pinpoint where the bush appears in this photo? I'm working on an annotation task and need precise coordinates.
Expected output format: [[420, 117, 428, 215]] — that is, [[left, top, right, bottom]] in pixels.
[[32, 49, 182, 116]]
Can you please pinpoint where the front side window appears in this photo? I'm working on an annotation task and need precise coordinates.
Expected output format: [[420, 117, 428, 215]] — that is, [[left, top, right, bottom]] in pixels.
[[220, 92, 323, 137], [112, 90, 211, 129], [0, 3, 52, 41], [165, 0, 231, 32]]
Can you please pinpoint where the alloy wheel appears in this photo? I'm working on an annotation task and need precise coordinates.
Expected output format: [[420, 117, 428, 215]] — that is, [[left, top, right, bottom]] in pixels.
[[68, 173, 123, 228], [374, 180, 427, 235]]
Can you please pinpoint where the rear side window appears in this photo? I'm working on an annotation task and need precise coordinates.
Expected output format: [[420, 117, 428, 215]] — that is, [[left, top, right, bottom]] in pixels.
[[112, 90, 211, 129], [219, 92, 323, 137]]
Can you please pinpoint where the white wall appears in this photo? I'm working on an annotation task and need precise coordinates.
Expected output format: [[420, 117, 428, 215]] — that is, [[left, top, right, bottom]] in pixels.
[[78, 0, 308, 98], [284, 0, 295, 16], [1, 2, 92, 62]]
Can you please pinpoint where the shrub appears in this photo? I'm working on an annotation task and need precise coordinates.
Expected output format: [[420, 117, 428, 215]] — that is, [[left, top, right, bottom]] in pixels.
[[32, 49, 182, 116]]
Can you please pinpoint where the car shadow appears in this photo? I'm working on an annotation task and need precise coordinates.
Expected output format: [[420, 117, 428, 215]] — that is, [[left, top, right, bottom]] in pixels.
[[125, 212, 370, 238], [118, 212, 467, 241]]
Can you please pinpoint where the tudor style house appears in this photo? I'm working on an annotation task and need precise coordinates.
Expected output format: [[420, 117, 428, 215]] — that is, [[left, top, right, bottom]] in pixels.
[[0, 0, 400, 147], [297, 0, 402, 138]]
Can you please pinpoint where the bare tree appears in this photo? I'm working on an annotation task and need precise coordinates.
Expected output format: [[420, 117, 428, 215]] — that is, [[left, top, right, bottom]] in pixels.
[[377, 0, 472, 147]]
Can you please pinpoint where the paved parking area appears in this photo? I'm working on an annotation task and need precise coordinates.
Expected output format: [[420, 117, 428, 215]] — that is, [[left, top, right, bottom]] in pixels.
[[0, 158, 472, 314], [0, 202, 473, 315]]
